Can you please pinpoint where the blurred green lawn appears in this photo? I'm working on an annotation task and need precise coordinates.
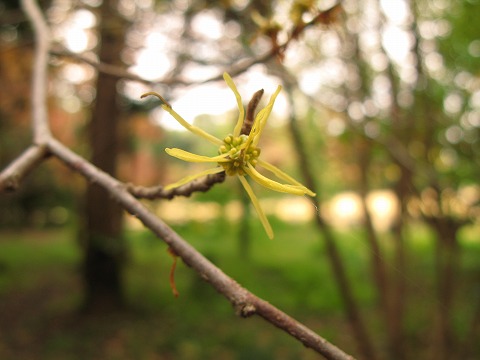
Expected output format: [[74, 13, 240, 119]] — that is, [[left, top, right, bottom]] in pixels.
[[0, 219, 478, 359]]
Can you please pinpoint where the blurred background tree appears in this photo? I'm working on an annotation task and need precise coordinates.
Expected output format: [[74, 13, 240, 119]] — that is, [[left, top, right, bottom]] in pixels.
[[1, 0, 479, 359], [81, 0, 128, 312]]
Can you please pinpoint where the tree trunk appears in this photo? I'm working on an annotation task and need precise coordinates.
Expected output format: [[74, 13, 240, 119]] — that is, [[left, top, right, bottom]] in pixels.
[[430, 218, 460, 360], [286, 92, 378, 360], [82, 0, 127, 311]]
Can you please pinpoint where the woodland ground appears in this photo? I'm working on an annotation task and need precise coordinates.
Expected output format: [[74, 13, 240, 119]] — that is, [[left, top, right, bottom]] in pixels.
[[0, 219, 478, 359]]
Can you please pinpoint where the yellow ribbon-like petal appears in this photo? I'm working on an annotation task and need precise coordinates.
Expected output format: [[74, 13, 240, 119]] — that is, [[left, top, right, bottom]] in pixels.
[[245, 163, 311, 196], [254, 85, 282, 143], [223, 73, 245, 137], [164, 167, 225, 190], [238, 176, 274, 239], [166, 148, 231, 163], [258, 159, 316, 197], [161, 105, 223, 146], [245, 85, 282, 149], [141, 92, 222, 146]]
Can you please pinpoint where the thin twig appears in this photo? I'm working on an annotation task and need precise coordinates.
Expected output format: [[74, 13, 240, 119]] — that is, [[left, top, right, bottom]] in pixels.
[[50, 42, 276, 86], [126, 172, 225, 199], [242, 89, 264, 135], [51, 46, 161, 86], [0, 145, 49, 192]]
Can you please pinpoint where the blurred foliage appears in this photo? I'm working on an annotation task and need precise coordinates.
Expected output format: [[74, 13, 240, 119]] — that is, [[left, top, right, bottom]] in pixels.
[[0, 225, 479, 358]]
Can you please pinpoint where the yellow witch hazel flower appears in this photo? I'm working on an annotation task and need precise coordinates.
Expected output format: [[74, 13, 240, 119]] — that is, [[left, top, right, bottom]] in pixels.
[[141, 73, 315, 239]]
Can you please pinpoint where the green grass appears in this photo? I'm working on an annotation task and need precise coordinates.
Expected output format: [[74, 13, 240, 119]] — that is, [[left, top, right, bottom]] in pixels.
[[127, 218, 366, 314], [0, 220, 479, 359], [0, 229, 79, 293]]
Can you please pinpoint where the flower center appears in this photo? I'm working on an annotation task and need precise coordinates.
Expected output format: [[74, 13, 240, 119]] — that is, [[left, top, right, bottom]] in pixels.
[[218, 135, 261, 176]]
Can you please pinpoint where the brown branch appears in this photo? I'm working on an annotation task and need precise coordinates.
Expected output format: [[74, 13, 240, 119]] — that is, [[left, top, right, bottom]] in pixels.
[[0, 145, 49, 192], [47, 138, 355, 360]]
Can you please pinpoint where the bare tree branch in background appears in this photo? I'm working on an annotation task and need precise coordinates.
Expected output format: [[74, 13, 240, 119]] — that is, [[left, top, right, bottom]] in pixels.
[[21, 0, 51, 143], [0, 1, 356, 359], [51, 45, 160, 86], [50, 3, 343, 87]]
